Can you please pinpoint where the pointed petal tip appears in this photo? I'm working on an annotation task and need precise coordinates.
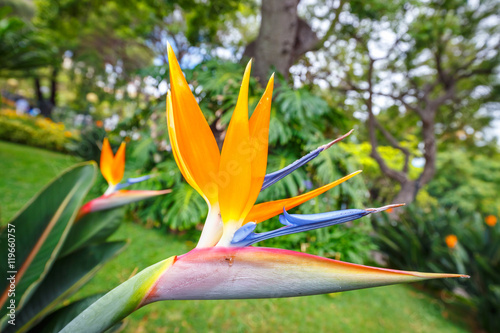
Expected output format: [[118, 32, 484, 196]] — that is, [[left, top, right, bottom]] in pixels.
[[366, 203, 405, 214], [320, 129, 354, 151], [267, 74, 275, 87], [407, 271, 470, 279], [244, 59, 252, 73]]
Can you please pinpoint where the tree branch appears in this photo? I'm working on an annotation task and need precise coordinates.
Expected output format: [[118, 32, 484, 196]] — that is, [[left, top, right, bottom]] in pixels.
[[373, 118, 411, 174], [365, 59, 407, 183], [314, 0, 346, 49]]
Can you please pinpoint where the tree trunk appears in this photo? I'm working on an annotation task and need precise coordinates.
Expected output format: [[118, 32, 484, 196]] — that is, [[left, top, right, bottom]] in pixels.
[[33, 69, 58, 118], [34, 77, 49, 117], [242, 0, 318, 82], [391, 180, 418, 205], [419, 115, 437, 185], [49, 68, 58, 107], [34, 77, 43, 103]]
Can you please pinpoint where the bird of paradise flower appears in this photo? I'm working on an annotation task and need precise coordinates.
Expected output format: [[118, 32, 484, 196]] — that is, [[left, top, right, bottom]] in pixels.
[[77, 138, 171, 219], [61, 45, 467, 333]]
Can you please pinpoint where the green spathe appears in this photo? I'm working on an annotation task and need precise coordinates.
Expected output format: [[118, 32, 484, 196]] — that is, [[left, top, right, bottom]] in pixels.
[[60, 256, 175, 333]]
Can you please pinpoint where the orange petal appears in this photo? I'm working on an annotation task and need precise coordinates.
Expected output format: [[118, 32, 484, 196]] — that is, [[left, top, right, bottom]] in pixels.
[[100, 138, 119, 185], [241, 74, 275, 219], [245, 170, 362, 223], [166, 91, 204, 197], [167, 44, 220, 204], [219, 60, 253, 224], [110, 142, 126, 185]]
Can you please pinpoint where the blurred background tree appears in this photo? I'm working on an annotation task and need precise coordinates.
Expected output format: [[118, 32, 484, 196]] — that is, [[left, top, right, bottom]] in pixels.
[[327, 0, 500, 206]]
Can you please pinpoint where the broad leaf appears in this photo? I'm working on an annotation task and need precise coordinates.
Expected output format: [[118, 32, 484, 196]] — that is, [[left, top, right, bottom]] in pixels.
[[60, 257, 176, 333], [0, 162, 96, 321], [59, 209, 124, 257], [27, 294, 104, 333], [10, 241, 127, 333]]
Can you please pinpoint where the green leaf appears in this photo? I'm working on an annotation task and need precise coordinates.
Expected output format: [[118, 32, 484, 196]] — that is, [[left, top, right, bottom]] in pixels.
[[59, 209, 124, 257], [161, 183, 207, 230], [0, 162, 97, 321], [27, 294, 104, 333], [60, 257, 175, 333], [10, 241, 127, 333]]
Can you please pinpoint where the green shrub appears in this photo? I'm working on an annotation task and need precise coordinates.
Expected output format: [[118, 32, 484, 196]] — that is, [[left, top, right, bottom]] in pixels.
[[65, 125, 107, 161], [0, 110, 74, 152], [426, 150, 500, 216], [457, 214, 500, 333], [373, 206, 500, 332]]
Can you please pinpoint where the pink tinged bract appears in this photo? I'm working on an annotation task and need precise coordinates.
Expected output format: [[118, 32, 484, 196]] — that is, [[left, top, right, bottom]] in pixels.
[[142, 247, 468, 304], [60, 247, 469, 333], [77, 189, 171, 219]]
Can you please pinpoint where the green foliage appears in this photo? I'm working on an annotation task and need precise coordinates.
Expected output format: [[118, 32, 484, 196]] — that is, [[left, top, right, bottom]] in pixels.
[[0, 163, 128, 332], [65, 125, 106, 161], [183, 0, 256, 45], [334, 140, 423, 203], [273, 84, 330, 141], [34, 0, 159, 71], [0, 110, 73, 152], [157, 183, 207, 230], [458, 217, 500, 333], [374, 206, 500, 332], [426, 150, 500, 216], [373, 207, 467, 289], [0, 7, 55, 74]]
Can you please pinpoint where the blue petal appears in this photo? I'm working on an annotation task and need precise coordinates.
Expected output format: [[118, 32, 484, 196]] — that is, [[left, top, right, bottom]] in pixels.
[[261, 148, 322, 191], [115, 175, 153, 190], [279, 209, 368, 226], [261, 130, 353, 191], [230, 203, 402, 247]]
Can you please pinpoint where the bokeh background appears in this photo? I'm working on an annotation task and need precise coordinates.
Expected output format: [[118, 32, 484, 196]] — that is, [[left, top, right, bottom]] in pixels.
[[1, 0, 499, 332]]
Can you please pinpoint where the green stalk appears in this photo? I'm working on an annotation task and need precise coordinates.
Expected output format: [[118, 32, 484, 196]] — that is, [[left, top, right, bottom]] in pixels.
[[60, 256, 175, 333]]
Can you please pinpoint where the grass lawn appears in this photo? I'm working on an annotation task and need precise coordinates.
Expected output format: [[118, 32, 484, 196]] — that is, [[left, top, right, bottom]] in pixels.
[[0, 141, 471, 332]]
